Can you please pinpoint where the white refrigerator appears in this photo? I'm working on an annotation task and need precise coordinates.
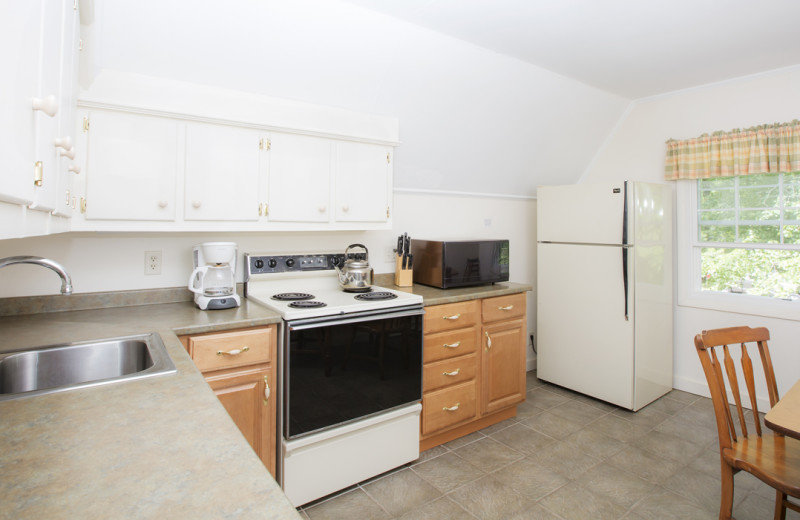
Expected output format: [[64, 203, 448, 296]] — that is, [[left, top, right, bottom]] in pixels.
[[536, 181, 673, 411]]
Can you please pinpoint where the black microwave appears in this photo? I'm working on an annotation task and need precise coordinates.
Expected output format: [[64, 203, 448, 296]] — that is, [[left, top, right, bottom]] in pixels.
[[409, 239, 509, 289]]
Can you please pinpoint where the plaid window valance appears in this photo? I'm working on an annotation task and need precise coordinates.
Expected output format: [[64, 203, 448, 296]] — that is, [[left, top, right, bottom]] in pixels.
[[664, 120, 800, 180]]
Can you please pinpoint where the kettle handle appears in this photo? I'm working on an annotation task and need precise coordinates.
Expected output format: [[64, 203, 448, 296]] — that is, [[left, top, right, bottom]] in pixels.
[[345, 243, 368, 260], [188, 266, 208, 294]]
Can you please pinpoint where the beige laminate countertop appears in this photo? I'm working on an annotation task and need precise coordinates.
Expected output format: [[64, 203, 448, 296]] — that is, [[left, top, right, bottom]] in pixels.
[[373, 273, 532, 306], [0, 299, 300, 520], [0, 280, 531, 519]]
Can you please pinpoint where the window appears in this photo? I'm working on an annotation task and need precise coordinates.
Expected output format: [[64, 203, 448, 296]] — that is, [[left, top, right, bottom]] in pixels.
[[696, 172, 800, 300]]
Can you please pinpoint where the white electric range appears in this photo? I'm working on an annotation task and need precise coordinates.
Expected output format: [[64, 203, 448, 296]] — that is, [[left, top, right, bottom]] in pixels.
[[244, 252, 424, 506]]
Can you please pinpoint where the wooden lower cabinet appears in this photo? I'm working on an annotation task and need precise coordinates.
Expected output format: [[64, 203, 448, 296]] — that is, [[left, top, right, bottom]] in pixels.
[[420, 293, 527, 451], [180, 325, 277, 476]]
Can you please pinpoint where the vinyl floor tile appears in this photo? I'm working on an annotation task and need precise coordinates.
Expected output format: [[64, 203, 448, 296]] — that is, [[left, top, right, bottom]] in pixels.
[[295, 371, 791, 519]]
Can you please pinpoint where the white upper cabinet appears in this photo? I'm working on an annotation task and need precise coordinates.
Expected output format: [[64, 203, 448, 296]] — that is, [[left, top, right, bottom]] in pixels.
[[184, 122, 263, 221], [266, 133, 332, 223], [335, 142, 392, 223], [84, 110, 179, 221], [68, 72, 398, 232], [1, 0, 49, 206], [0, 0, 81, 224]]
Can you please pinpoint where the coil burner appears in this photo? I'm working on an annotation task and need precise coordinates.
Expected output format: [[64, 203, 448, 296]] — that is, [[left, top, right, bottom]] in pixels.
[[272, 292, 315, 301], [288, 300, 327, 309], [354, 291, 398, 301]]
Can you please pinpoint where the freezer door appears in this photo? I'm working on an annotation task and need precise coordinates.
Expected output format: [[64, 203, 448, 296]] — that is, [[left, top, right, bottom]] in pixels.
[[537, 182, 629, 245], [537, 242, 635, 409]]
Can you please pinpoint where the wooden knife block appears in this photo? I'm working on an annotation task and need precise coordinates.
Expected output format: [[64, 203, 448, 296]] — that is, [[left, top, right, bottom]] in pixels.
[[394, 255, 413, 287]]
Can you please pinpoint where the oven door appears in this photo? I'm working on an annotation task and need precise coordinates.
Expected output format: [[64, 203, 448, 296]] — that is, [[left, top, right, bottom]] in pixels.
[[284, 306, 423, 440]]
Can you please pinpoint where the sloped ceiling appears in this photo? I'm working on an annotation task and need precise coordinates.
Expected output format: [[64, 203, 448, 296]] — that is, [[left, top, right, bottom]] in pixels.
[[86, 0, 634, 196], [340, 0, 800, 99]]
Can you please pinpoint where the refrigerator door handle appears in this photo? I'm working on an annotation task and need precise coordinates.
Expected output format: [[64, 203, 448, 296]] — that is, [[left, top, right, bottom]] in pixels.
[[622, 181, 628, 245], [622, 245, 630, 321]]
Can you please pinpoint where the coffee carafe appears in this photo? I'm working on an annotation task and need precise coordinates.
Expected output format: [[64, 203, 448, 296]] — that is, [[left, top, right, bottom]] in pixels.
[[189, 242, 241, 310]]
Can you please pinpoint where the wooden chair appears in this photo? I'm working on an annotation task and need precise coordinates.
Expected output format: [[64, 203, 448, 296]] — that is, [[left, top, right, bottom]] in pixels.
[[694, 326, 800, 520]]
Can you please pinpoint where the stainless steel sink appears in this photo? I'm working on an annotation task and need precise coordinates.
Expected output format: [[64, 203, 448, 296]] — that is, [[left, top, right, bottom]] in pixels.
[[0, 333, 177, 401]]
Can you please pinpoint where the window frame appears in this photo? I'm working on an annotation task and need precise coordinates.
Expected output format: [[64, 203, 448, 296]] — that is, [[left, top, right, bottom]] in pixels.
[[676, 179, 800, 322]]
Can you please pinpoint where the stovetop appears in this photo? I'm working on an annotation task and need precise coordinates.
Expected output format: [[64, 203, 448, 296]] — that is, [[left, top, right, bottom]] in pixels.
[[244, 252, 423, 320]]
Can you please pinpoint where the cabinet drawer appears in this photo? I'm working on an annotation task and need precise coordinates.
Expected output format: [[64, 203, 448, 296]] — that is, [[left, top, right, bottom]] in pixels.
[[424, 300, 480, 334], [186, 328, 272, 372], [482, 293, 526, 323], [422, 380, 478, 436], [423, 353, 478, 393], [423, 327, 478, 364]]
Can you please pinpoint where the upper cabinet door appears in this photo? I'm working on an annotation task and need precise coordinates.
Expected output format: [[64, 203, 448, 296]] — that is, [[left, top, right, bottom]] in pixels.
[[0, 0, 45, 205], [84, 111, 178, 220], [335, 142, 392, 223], [28, 0, 67, 213], [267, 133, 332, 223], [184, 122, 262, 221], [51, 0, 81, 217]]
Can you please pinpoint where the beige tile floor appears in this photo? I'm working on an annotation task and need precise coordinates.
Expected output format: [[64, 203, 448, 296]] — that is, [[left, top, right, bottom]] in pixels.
[[297, 371, 800, 520]]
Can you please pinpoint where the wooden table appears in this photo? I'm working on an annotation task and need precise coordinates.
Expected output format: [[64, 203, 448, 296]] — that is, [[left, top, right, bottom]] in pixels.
[[765, 379, 800, 440]]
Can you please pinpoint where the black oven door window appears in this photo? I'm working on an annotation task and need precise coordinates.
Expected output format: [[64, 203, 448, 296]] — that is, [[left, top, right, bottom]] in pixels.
[[285, 311, 423, 439]]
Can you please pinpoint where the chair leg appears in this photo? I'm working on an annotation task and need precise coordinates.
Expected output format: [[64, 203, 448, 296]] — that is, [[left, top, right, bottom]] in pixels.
[[719, 462, 734, 520], [774, 490, 786, 520]]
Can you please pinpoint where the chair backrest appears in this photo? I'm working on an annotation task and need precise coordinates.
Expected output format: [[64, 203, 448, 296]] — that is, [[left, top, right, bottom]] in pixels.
[[694, 326, 781, 450]]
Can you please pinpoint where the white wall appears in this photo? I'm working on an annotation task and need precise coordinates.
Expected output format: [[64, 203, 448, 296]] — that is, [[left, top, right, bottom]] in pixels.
[[583, 65, 800, 399], [0, 191, 537, 364], [84, 0, 628, 197]]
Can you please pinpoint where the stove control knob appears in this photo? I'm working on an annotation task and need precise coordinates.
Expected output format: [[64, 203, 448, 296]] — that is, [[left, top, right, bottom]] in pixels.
[[268, 258, 277, 268], [254, 259, 264, 269], [286, 258, 295, 268]]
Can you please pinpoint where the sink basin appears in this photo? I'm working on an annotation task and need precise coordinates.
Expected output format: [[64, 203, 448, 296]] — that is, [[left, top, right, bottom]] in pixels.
[[0, 333, 177, 401]]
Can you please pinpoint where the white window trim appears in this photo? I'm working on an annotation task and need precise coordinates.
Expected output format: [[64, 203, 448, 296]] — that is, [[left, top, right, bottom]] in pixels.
[[676, 179, 799, 322]]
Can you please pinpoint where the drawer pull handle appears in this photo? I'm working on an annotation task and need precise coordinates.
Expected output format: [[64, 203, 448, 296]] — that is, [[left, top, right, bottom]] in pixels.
[[443, 368, 460, 377], [442, 313, 461, 320], [485, 331, 492, 349], [263, 375, 271, 404], [443, 341, 461, 349], [498, 305, 514, 311], [217, 346, 250, 356], [442, 403, 460, 412]]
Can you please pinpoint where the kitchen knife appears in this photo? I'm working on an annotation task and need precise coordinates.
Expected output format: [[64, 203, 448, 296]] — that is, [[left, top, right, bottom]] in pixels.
[[396, 235, 403, 257], [403, 233, 410, 256], [402, 253, 408, 269], [407, 253, 413, 269]]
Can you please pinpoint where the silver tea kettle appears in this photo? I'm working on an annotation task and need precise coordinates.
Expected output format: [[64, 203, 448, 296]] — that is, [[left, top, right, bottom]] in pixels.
[[335, 244, 373, 292]]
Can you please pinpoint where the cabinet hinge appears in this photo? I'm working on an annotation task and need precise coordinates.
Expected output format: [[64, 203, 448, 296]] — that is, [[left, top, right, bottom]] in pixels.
[[79, 38, 83, 51], [259, 203, 269, 217], [34, 161, 43, 186], [259, 138, 271, 151], [80, 198, 87, 213], [83, 117, 90, 132], [386, 206, 390, 218], [386, 152, 390, 164]]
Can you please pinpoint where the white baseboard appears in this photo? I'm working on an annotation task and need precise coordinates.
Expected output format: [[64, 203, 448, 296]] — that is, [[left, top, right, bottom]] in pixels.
[[673, 374, 772, 412]]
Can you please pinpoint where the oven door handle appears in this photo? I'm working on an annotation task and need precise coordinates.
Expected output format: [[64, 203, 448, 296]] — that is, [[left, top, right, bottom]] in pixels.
[[287, 307, 425, 331]]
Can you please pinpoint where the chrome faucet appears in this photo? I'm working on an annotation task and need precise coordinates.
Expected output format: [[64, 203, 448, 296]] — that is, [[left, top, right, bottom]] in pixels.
[[0, 256, 73, 295]]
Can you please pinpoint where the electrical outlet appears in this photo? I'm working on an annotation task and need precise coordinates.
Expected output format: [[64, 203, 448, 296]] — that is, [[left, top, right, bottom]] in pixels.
[[384, 246, 396, 262], [145, 250, 162, 275]]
